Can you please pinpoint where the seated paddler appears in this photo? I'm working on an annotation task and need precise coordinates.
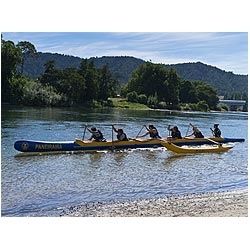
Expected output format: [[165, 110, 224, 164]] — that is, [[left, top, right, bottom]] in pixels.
[[112, 125, 128, 141], [210, 123, 221, 138], [167, 125, 182, 140], [185, 123, 204, 138], [87, 126, 106, 142], [136, 124, 162, 139]]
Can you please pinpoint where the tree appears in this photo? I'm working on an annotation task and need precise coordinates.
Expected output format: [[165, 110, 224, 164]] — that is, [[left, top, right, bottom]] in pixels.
[[84, 59, 99, 101], [128, 62, 168, 99], [1, 36, 22, 101], [17, 41, 38, 75], [40, 60, 62, 89], [60, 67, 86, 104], [179, 80, 198, 103], [165, 68, 180, 105], [120, 83, 128, 97], [127, 91, 138, 103], [98, 64, 117, 100], [193, 80, 219, 109]]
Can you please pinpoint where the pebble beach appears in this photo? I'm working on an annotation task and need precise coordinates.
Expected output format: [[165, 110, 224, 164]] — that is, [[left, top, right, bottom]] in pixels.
[[62, 189, 248, 217]]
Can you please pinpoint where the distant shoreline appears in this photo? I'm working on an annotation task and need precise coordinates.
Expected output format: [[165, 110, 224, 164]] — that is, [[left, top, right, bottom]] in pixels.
[[62, 189, 248, 217]]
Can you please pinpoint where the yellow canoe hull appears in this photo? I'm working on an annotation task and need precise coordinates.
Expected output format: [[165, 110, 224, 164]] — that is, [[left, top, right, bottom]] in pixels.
[[161, 142, 234, 154], [74, 138, 162, 150]]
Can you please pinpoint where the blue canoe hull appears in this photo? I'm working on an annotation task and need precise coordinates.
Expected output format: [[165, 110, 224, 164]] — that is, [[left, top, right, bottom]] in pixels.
[[14, 137, 245, 153]]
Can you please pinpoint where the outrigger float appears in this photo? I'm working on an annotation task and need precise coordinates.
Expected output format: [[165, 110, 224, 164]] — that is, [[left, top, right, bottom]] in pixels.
[[161, 141, 234, 154], [14, 137, 244, 155]]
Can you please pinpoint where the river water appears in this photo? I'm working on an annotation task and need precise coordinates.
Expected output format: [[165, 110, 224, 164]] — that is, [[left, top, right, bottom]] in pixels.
[[1, 105, 248, 216]]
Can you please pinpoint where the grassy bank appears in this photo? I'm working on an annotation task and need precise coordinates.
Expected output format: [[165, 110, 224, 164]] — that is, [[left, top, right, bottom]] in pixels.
[[109, 98, 150, 109]]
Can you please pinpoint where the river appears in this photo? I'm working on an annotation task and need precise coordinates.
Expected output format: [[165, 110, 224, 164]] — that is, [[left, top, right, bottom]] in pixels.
[[1, 105, 248, 216]]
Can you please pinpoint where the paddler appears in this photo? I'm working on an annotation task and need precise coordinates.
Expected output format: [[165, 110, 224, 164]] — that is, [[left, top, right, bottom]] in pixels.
[[167, 125, 182, 140], [112, 125, 128, 141], [87, 127, 106, 142], [185, 123, 204, 138], [136, 125, 162, 139], [210, 123, 221, 137]]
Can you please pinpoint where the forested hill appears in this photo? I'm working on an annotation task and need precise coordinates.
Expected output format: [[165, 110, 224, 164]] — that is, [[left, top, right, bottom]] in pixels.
[[23, 53, 247, 96], [165, 62, 248, 96]]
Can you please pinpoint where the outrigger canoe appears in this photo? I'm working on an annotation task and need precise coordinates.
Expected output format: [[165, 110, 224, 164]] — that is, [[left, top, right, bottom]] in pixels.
[[14, 137, 244, 154], [161, 141, 234, 153]]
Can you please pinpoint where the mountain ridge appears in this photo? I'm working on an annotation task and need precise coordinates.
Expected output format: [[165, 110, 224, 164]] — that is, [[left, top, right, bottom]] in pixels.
[[22, 52, 248, 96]]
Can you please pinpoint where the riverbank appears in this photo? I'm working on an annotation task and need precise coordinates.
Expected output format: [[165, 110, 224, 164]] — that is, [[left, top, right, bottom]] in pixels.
[[62, 189, 248, 217]]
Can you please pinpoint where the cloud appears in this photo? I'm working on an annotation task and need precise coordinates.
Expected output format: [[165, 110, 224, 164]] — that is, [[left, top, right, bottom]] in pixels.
[[2, 32, 248, 74]]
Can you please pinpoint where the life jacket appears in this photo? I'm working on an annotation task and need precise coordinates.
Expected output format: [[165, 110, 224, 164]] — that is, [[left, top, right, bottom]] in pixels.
[[171, 130, 182, 139], [149, 130, 161, 139], [117, 133, 128, 141], [194, 130, 204, 138], [214, 128, 221, 137], [92, 130, 106, 142]]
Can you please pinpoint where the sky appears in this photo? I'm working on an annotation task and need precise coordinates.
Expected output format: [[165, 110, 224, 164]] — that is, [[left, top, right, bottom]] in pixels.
[[1, 1, 249, 249], [2, 32, 248, 75]]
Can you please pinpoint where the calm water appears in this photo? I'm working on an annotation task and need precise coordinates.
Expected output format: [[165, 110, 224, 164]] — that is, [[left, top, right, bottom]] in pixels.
[[1, 105, 248, 216]]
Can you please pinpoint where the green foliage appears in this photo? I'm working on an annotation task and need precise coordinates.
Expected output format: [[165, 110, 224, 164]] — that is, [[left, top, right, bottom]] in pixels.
[[40, 60, 62, 88], [20, 53, 247, 97], [127, 91, 138, 103], [193, 80, 219, 109], [147, 93, 159, 108], [120, 83, 128, 97], [166, 62, 247, 96], [158, 101, 167, 109], [179, 80, 198, 103], [165, 68, 180, 104], [128, 62, 168, 99], [1, 37, 118, 107], [17, 41, 38, 75], [1, 37, 22, 101], [60, 67, 86, 104], [98, 64, 117, 100], [2, 36, 247, 110], [138, 94, 147, 104], [22, 80, 65, 106], [196, 101, 209, 111], [109, 98, 149, 109]]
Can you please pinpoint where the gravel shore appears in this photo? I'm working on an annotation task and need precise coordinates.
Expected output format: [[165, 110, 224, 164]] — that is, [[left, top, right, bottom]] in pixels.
[[62, 189, 248, 217]]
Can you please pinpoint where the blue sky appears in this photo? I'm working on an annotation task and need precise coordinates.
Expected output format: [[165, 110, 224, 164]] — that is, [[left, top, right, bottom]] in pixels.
[[2, 32, 248, 75]]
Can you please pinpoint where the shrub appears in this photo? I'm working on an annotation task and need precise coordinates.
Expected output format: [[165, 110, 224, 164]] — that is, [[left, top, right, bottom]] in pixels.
[[22, 81, 65, 106], [127, 91, 138, 103], [138, 94, 147, 104], [196, 101, 209, 111], [147, 93, 158, 108], [158, 101, 167, 109]]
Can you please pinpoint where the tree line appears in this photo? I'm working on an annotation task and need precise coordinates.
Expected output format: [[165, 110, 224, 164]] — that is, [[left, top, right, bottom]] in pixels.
[[2, 36, 229, 111], [120, 62, 219, 111], [1, 36, 117, 107]]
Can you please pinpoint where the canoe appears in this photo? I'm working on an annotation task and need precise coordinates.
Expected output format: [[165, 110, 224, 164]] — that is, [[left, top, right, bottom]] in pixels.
[[169, 136, 244, 146], [13, 138, 162, 153], [161, 141, 234, 153], [14, 137, 244, 153]]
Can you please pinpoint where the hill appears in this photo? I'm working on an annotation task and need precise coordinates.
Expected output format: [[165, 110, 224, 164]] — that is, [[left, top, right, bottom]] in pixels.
[[165, 62, 247, 96], [22, 53, 248, 96]]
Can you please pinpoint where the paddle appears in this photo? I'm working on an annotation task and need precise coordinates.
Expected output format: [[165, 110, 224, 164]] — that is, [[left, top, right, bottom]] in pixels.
[[111, 124, 115, 151], [205, 137, 222, 146], [210, 128, 215, 136], [136, 125, 145, 137], [185, 124, 191, 136], [82, 125, 87, 140]]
